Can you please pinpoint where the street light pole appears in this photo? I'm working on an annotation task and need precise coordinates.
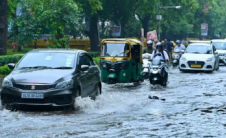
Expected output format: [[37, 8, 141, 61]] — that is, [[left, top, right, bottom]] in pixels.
[[156, 1, 181, 42]]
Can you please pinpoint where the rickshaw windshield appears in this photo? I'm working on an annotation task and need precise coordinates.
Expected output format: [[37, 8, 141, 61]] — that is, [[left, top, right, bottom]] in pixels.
[[101, 43, 130, 57], [152, 56, 161, 65]]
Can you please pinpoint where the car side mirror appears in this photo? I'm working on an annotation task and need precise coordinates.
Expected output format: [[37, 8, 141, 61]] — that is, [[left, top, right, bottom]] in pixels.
[[80, 65, 89, 71], [8, 63, 15, 70], [214, 51, 218, 54]]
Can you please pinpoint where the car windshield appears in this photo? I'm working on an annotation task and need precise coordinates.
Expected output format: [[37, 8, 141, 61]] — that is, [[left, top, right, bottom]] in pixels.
[[17, 52, 75, 69], [212, 42, 226, 50], [186, 45, 212, 54], [101, 43, 130, 57]]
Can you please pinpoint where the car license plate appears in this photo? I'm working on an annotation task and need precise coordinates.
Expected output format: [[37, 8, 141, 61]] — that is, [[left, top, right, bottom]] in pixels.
[[21, 93, 44, 99], [110, 59, 117, 62], [191, 64, 201, 68]]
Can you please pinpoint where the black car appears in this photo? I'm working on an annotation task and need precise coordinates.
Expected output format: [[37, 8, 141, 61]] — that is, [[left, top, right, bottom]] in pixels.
[[0, 49, 102, 109]]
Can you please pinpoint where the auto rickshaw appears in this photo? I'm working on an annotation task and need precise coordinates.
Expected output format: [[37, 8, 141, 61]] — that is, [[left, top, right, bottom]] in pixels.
[[100, 38, 143, 84]]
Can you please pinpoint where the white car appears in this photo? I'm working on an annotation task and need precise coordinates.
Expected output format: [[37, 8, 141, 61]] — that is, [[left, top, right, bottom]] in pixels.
[[179, 43, 220, 72], [211, 39, 226, 64]]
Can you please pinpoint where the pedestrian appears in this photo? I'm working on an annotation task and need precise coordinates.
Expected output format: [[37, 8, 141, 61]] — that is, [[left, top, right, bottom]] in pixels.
[[166, 39, 174, 61]]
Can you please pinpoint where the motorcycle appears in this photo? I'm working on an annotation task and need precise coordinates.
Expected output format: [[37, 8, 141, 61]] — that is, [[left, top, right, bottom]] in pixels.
[[142, 53, 152, 79], [149, 53, 168, 86], [172, 49, 184, 67]]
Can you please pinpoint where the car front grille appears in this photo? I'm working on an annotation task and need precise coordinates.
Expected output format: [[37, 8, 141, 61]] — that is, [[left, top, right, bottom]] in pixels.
[[15, 98, 52, 103], [187, 61, 205, 68], [13, 83, 56, 90]]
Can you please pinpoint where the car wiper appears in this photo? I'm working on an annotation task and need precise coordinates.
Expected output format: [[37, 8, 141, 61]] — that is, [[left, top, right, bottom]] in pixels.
[[190, 52, 200, 54], [19, 66, 53, 69], [52, 66, 73, 69]]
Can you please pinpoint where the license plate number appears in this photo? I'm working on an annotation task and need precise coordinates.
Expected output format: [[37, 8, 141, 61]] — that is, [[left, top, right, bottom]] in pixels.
[[21, 93, 44, 99], [191, 64, 201, 68], [110, 59, 117, 62]]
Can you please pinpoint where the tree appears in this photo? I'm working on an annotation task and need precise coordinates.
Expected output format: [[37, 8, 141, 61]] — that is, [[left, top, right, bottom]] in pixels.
[[135, 0, 158, 38], [0, 0, 8, 55], [76, 0, 103, 51], [105, 0, 138, 37], [8, 0, 80, 49]]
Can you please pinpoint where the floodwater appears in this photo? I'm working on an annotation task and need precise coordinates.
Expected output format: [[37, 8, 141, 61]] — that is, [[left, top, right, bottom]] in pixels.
[[1, 67, 226, 138]]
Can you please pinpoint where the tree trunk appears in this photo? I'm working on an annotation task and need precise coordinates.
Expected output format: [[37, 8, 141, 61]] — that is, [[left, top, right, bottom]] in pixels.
[[142, 16, 150, 38], [86, 15, 100, 52], [56, 28, 65, 48], [120, 25, 125, 38], [0, 0, 8, 55]]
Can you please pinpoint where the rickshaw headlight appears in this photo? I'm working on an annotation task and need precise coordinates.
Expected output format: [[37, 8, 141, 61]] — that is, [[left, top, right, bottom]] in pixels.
[[102, 63, 107, 68]]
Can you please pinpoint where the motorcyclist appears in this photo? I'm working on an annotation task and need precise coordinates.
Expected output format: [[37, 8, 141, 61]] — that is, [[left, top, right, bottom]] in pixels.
[[150, 42, 169, 82], [143, 40, 154, 54], [151, 42, 169, 62], [174, 40, 185, 55]]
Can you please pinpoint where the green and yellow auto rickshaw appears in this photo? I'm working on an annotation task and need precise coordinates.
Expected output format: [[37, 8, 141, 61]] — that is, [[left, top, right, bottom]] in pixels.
[[100, 38, 143, 84]]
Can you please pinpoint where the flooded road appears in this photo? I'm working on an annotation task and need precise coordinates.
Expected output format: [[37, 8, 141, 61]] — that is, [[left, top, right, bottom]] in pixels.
[[1, 67, 226, 137]]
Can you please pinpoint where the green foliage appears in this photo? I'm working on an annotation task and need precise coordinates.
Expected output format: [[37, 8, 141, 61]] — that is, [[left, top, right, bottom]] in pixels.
[[124, 17, 142, 38], [0, 65, 12, 75], [0, 54, 24, 66], [88, 52, 100, 58], [7, 48, 32, 55], [93, 56, 100, 66], [8, 0, 81, 49]]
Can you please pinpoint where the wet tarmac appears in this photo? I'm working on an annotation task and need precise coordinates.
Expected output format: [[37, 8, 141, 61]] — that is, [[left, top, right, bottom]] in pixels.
[[0, 67, 226, 138]]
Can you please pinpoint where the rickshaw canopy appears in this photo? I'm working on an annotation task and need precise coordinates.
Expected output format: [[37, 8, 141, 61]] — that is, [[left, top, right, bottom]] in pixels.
[[101, 38, 143, 62]]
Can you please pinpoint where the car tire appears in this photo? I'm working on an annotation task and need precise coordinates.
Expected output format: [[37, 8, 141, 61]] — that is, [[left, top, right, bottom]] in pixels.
[[179, 68, 184, 72], [215, 63, 219, 71]]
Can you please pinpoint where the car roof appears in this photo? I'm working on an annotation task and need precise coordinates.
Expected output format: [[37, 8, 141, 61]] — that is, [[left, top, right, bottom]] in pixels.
[[28, 49, 86, 54], [189, 40, 210, 44], [101, 38, 143, 46], [189, 43, 211, 46], [211, 39, 226, 42]]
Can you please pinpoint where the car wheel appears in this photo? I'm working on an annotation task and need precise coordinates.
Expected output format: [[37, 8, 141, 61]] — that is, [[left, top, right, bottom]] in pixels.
[[215, 63, 219, 71], [179, 68, 184, 72]]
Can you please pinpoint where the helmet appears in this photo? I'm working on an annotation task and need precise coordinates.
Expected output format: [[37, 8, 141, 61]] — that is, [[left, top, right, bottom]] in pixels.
[[156, 42, 163, 47], [176, 40, 181, 44], [147, 40, 153, 44]]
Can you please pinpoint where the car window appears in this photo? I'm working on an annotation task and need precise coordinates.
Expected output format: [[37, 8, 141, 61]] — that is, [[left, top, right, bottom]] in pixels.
[[78, 56, 87, 66], [84, 55, 95, 66]]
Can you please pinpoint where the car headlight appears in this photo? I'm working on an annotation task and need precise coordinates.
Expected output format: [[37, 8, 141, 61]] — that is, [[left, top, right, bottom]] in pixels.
[[55, 79, 73, 89], [2, 78, 13, 88], [181, 57, 186, 61], [206, 57, 214, 62]]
